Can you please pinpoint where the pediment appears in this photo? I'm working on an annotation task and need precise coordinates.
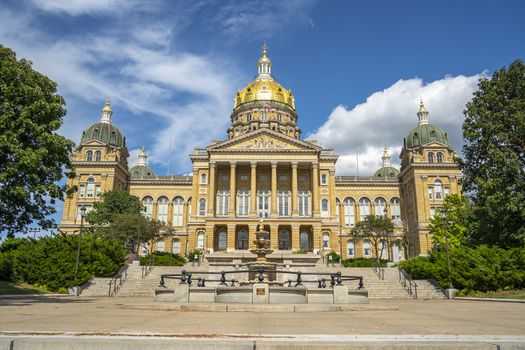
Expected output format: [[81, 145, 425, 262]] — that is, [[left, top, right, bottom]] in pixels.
[[77, 140, 107, 148], [207, 129, 321, 152]]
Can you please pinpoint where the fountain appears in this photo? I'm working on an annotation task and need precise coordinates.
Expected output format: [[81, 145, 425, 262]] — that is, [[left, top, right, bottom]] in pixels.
[[244, 220, 278, 283]]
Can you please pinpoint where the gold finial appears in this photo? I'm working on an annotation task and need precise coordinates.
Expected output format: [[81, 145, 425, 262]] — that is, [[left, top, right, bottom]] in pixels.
[[262, 42, 268, 56], [103, 98, 112, 111], [418, 97, 427, 113]]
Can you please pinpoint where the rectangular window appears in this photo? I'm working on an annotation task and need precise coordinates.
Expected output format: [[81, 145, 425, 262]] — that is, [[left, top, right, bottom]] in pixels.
[[320, 174, 328, 185], [278, 193, 290, 216], [259, 175, 268, 181], [78, 185, 85, 198], [298, 175, 307, 181], [240, 175, 249, 181], [444, 187, 450, 197], [428, 187, 433, 199], [220, 174, 229, 181], [95, 185, 101, 198], [278, 174, 288, 181], [321, 199, 329, 217], [430, 206, 436, 218]]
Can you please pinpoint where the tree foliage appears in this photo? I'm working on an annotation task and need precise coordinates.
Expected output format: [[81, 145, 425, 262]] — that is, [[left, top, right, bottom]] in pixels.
[[461, 60, 525, 247], [0, 45, 75, 236], [85, 190, 168, 252], [352, 215, 395, 262], [0, 235, 126, 291], [429, 194, 473, 250]]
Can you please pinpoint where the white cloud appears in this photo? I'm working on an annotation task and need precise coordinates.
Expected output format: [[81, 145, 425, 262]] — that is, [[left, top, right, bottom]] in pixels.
[[310, 75, 484, 176], [29, 0, 131, 15]]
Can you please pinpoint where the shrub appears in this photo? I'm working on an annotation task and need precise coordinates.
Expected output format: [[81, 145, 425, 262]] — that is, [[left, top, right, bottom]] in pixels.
[[342, 258, 388, 267], [0, 253, 12, 280], [0, 235, 126, 291], [399, 245, 525, 294], [326, 251, 341, 263], [292, 249, 307, 254], [140, 251, 186, 266], [186, 249, 203, 262]]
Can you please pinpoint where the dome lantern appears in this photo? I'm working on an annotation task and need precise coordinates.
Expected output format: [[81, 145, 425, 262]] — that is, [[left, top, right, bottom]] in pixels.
[[417, 97, 429, 125], [256, 43, 273, 81], [130, 146, 155, 177], [137, 146, 148, 166], [381, 146, 391, 166], [100, 98, 113, 124]]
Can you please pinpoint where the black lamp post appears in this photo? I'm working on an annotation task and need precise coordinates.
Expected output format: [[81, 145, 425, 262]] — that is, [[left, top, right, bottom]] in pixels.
[[74, 206, 87, 286], [339, 225, 344, 266]]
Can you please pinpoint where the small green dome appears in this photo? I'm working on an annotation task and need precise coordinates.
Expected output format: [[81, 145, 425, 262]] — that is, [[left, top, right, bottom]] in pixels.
[[404, 123, 449, 149], [130, 164, 155, 177], [81, 122, 126, 148], [373, 166, 400, 178]]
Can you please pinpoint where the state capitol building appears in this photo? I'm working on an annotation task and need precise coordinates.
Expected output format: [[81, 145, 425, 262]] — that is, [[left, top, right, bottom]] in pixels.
[[59, 48, 462, 261]]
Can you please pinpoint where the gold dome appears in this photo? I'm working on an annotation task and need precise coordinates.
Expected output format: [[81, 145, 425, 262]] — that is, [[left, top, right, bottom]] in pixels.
[[233, 80, 295, 111]]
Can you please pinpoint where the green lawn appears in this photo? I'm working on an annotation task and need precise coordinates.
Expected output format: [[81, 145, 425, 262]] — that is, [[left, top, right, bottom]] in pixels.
[[467, 289, 525, 300], [0, 280, 48, 295]]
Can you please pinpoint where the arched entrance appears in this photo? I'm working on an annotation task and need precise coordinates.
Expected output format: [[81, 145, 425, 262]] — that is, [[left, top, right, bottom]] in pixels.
[[300, 231, 311, 251]]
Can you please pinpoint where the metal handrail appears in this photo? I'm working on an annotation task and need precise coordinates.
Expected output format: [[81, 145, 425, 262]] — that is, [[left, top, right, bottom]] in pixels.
[[159, 269, 364, 290], [373, 260, 385, 280], [141, 255, 155, 278], [398, 268, 418, 299], [108, 265, 128, 297]]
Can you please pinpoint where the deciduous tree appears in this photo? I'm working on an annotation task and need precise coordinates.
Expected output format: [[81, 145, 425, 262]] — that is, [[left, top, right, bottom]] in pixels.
[[0, 45, 75, 236], [461, 60, 525, 247]]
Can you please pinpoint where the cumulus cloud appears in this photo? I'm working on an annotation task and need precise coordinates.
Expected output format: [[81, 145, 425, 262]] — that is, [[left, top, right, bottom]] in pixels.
[[309, 75, 484, 176], [29, 0, 132, 15]]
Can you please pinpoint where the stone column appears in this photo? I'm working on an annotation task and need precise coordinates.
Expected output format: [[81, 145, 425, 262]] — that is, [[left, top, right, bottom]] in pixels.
[[291, 224, 300, 250], [329, 169, 337, 220], [229, 161, 236, 217], [227, 224, 236, 251], [270, 224, 279, 250], [291, 161, 298, 217], [191, 169, 199, 217], [208, 162, 216, 217], [205, 225, 215, 252], [312, 161, 319, 216], [271, 161, 278, 216], [250, 161, 257, 217]]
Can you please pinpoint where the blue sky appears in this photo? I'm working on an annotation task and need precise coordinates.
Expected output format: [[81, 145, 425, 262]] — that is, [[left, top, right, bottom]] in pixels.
[[1, 0, 524, 235]]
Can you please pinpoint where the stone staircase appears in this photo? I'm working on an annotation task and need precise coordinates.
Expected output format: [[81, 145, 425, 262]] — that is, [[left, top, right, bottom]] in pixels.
[[80, 261, 444, 299]]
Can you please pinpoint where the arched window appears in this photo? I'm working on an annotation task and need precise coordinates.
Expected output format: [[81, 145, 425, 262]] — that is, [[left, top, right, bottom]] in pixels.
[[216, 190, 230, 216], [320, 174, 328, 185], [197, 231, 205, 249], [217, 230, 227, 251], [236, 230, 248, 250], [235, 189, 249, 216], [298, 190, 311, 217], [277, 190, 290, 216], [157, 196, 168, 223], [300, 231, 310, 251], [321, 199, 329, 217], [200, 173, 207, 184], [363, 240, 372, 257], [156, 239, 165, 252], [172, 197, 184, 226], [428, 152, 434, 163], [172, 239, 180, 255], [347, 241, 355, 257], [434, 180, 443, 200], [95, 150, 101, 161], [390, 198, 401, 225], [257, 189, 270, 218], [437, 152, 444, 163], [142, 196, 153, 218], [344, 198, 355, 227], [359, 198, 371, 221], [375, 198, 386, 217], [86, 178, 95, 198], [86, 150, 93, 161], [199, 198, 206, 216], [279, 230, 290, 250], [322, 232, 330, 249]]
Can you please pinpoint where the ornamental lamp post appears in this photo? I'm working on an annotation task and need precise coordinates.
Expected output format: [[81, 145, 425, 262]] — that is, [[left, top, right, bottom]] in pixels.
[[74, 206, 87, 291]]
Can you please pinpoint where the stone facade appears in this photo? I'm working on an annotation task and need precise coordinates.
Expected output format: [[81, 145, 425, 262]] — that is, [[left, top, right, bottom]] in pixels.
[[60, 49, 461, 260]]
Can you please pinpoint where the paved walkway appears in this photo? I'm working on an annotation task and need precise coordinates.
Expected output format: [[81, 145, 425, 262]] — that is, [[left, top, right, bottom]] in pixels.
[[0, 297, 525, 350]]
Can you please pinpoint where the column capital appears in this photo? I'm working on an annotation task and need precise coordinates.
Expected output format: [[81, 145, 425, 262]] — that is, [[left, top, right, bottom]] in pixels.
[[329, 170, 336, 176], [312, 161, 319, 169], [291, 161, 299, 169], [250, 161, 257, 168], [271, 161, 278, 168], [209, 161, 216, 168], [192, 168, 199, 175], [230, 161, 237, 168]]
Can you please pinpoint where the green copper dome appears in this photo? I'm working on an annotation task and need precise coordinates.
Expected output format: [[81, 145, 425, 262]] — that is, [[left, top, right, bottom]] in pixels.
[[80, 99, 126, 148], [81, 122, 126, 147], [129, 164, 155, 177], [373, 166, 400, 177], [404, 99, 450, 149], [404, 123, 449, 149]]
